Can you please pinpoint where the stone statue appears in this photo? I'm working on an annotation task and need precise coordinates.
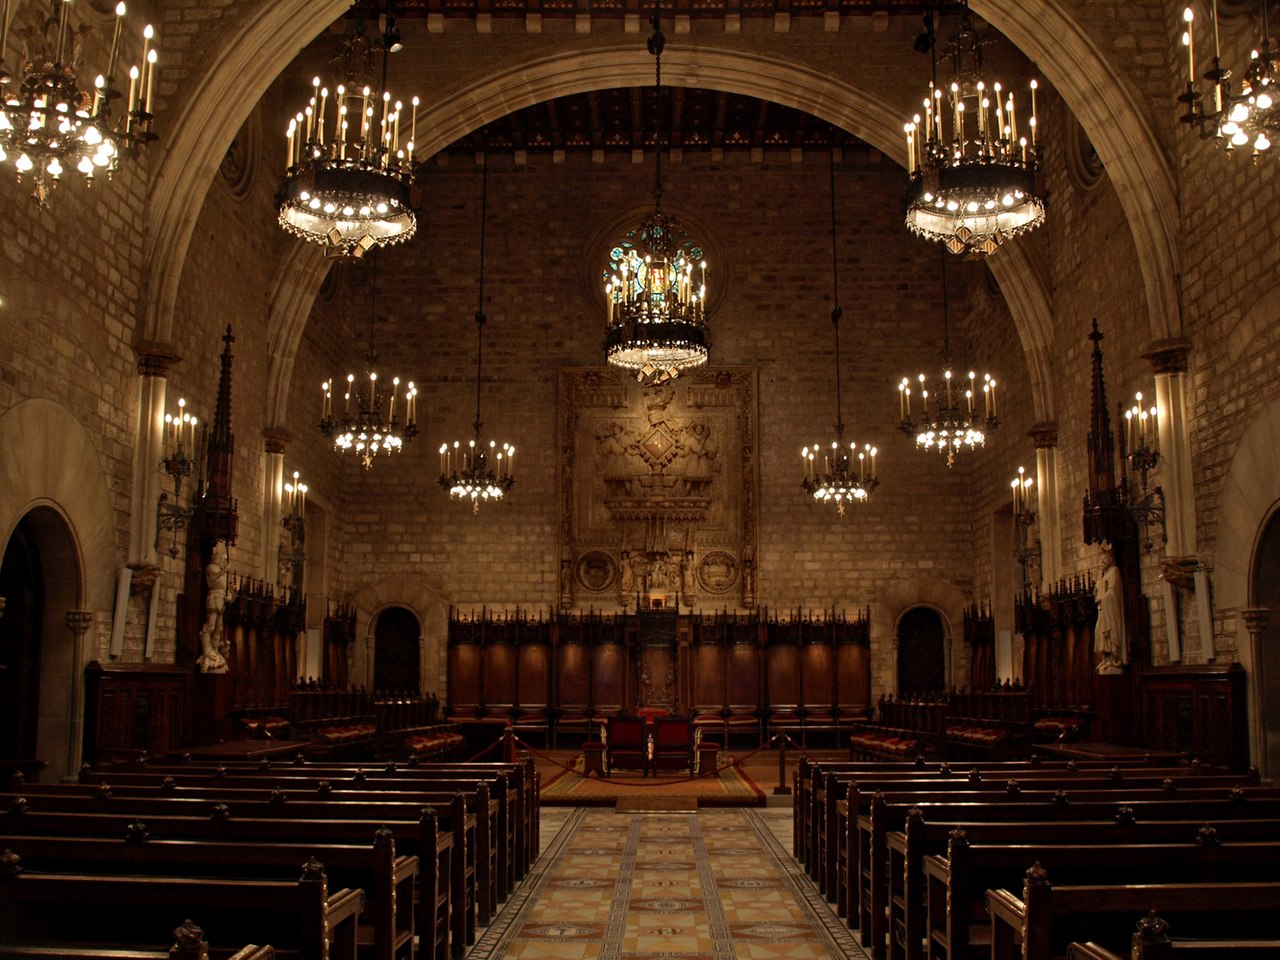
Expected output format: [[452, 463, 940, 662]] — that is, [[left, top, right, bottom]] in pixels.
[[620, 551, 634, 597], [1093, 544, 1127, 674], [682, 550, 696, 596], [559, 552, 573, 610], [197, 546, 231, 674]]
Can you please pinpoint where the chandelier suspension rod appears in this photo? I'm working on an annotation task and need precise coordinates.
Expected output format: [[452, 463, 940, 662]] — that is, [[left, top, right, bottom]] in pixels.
[[649, 0, 665, 210], [473, 153, 489, 439], [940, 248, 950, 360], [828, 147, 844, 437], [366, 256, 379, 366]]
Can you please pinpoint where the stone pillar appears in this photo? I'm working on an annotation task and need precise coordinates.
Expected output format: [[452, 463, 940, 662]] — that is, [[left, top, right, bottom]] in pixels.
[[64, 609, 94, 780], [1143, 340, 1194, 560], [1028, 422, 1061, 585], [1242, 607, 1270, 779], [260, 427, 292, 582], [129, 344, 181, 566]]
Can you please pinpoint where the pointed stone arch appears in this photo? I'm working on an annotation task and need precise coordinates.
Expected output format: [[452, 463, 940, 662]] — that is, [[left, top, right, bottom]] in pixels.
[[348, 574, 451, 698]]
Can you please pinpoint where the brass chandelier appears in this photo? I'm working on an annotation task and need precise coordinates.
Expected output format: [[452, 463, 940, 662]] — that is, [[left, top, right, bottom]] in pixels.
[[438, 157, 515, 512], [902, 2, 1044, 256], [603, 0, 709, 386], [319, 258, 418, 468], [0, 1, 159, 206], [1179, 1, 1277, 156], [800, 150, 879, 515], [277, 7, 418, 258], [897, 253, 998, 466]]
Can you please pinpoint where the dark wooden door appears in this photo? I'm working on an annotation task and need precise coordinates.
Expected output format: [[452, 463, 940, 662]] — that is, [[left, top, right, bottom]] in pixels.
[[0, 519, 43, 760], [1252, 512, 1280, 772], [374, 607, 421, 695], [896, 606, 945, 695]]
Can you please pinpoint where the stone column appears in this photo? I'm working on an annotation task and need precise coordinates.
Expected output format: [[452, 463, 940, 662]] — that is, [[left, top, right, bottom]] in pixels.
[[260, 427, 292, 582], [1242, 607, 1271, 779], [128, 344, 181, 566], [1028, 422, 1061, 585], [64, 609, 94, 780], [1143, 340, 1194, 560]]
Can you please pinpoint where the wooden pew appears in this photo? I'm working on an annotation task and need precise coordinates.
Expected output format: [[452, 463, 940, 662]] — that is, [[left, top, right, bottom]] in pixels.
[[0, 856, 364, 960], [887, 811, 1280, 960], [0, 832, 416, 960], [1, 799, 466, 960], [1069, 928, 1280, 960], [923, 835, 1280, 960], [987, 872, 1280, 960], [850, 793, 1280, 959], [0, 918, 273, 960]]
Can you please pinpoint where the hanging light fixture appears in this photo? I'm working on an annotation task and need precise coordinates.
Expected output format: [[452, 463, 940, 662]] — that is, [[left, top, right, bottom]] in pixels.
[[438, 156, 515, 513], [0, 0, 159, 206], [319, 256, 418, 469], [902, 2, 1044, 256], [276, 7, 418, 258], [800, 150, 879, 515], [1179, 1, 1276, 156], [897, 253, 999, 466], [603, 0, 709, 386]]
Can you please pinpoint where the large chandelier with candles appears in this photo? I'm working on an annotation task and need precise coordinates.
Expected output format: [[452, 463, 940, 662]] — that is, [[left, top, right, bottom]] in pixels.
[[438, 158, 515, 512], [897, 254, 998, 466], [0, 1, 159, 206], [902, 2, 1044, 256], [277, 12, 418, 258], [800, 151, 879, 515], [319, 259, 417, 469], [1178, 2, 1277, 156], [603, 2, 709, 386]]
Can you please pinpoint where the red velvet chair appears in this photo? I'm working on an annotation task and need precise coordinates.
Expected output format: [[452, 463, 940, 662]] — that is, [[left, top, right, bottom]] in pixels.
[[605, 716, 648, 776], [651, 716, 693, 774]]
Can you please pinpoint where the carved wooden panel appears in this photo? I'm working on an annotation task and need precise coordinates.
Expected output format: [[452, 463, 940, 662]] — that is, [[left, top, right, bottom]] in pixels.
[[835, 643, 870, 712], [556, 639, 591, 707], [726, 640, 760, 708], [483, 641, 517, 708], [83, 662, 188, 767], [692, 641, 726, 707], [592, 641, 626, 711], [517, 642, 550, 708], [800, 642, 835, 710], [558, 367, 759, 611], [447, 642, 482, 709], [1136, 664, 1247, 770], [766, 642, 800, 706]]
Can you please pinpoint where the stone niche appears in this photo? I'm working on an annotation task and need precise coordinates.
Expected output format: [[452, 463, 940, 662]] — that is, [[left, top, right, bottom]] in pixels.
[[557, 366, 759, 612]]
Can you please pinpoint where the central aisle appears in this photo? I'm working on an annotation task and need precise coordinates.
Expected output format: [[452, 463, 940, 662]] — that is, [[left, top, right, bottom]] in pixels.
[[468, 808, 869, 960]]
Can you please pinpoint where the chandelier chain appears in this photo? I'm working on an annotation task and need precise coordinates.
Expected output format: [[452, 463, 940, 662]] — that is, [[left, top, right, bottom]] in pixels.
[[649, 1, 665, 211], [828, 147, 844, 438], [474, 155, 489, 440]]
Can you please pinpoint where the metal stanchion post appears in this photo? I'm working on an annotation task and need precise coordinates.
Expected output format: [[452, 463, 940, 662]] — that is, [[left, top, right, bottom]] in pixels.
[[774, 734, 792, 796]]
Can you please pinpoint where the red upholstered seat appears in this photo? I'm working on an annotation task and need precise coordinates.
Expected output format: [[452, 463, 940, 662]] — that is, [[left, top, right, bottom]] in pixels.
[[605, 716, 648, 776], [651, 716, 693, 773]]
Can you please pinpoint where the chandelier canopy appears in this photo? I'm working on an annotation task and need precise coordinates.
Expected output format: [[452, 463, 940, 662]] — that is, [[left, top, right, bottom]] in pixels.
[[800, 150, 879, 515], [319, 259, 418, 468], [603, 2, 709, 386], [277, 14, 418, 258], [0, 1, 159, 206], [897, 255, 998, 465], [902, 2, 1044, 256], [439, 157, 515, 512], [1179, 2, 1277, 156]]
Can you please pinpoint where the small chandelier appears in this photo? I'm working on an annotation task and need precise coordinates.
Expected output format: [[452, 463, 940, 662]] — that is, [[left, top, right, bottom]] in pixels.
[[603, 1, 709, 386], [1179, 2, 1277, 156], [800, 150, 879, 516], [902, 2, 1044, 256], [277, 13, 418, 258], [438, 157, 515, 513], [897, 254, 998, 466], [0, 1, 159, 207], [319, 258, 418, 469]]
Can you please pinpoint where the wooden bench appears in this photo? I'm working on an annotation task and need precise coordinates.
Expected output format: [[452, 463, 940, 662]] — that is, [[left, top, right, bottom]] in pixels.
[[0, 857, 364, 960], [0, 919, 273, 960], [988, 873, 1280, 960], [1069, 928, 1280, 960], [0, 832, 416, 960]]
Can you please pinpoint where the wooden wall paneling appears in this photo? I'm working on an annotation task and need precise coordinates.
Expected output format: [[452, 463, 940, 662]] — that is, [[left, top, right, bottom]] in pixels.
[[592, 638, 626, 714], [556, 623, 591, 708], [447, 630, 483, 711], [691, 632, 727, 707], [725, 634, 760, 709], [835, 641, 870, 715], [516, 623, 550, 709], [1136, 664, 1247, 770], [800, 630, 835, 713], [765, 619, 801, 707], [483, 633, 517, 711], [82, 662, 189, 768]]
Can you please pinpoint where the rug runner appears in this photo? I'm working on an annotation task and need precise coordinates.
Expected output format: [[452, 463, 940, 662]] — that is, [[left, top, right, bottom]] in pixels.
[[536, 750, 765, 806]]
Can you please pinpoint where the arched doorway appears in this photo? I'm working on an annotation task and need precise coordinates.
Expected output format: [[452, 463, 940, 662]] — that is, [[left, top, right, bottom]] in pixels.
[[896, 606, 946, 696], [1250, 509, 1280, 774], [374, 606, 421, 695], [0, 506, 81, 779]]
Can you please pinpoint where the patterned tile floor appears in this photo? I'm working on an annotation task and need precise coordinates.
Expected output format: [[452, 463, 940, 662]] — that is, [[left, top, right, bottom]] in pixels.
[[468, 809, 868, 960]]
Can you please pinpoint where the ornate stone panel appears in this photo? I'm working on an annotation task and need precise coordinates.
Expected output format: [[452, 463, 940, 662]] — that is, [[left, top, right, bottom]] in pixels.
[[558, 366, 758, 611]]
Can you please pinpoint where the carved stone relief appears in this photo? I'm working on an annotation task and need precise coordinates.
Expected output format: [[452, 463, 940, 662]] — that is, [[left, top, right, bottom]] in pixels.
[[559, 366, 758, 611]]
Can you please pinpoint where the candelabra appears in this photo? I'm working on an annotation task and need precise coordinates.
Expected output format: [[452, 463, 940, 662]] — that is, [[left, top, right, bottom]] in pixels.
[[1010, 464, 1040, 587], [156, 397, 197, 558], [1118, 392, 1165, 551], [279, 470, 307, 588]]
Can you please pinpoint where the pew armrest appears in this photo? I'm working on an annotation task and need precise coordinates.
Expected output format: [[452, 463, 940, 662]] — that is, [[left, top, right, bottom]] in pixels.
[[1066, 945, 1123, 960], [985, 887, 1025, 927]]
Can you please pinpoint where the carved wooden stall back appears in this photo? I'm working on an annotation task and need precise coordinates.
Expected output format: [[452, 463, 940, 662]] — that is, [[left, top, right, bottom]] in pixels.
[[224, 575, 304, 710], [965, 601, 995, 691], [557, 367, 758, 614], [323, 600, 356, 688], [1017, 577, 1096, 711]]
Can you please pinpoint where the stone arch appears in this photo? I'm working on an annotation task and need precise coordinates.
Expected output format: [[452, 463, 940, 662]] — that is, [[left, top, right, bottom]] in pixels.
[[0, 400, 119, 780], [349, 574, 450, 698], [260, 48, 1058, 431], [870, 577, 969, 697]]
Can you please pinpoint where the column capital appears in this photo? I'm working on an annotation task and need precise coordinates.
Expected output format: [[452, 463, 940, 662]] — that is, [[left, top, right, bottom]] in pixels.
[[136, 341, 182, 378], [262, 426, 294, 455], [1241, 606, 1271, 634], [128, 562, 162, 596], [1142, 338, 1192, 375], [1027, 421, 1059, 449], [65, 609, 94, 634]]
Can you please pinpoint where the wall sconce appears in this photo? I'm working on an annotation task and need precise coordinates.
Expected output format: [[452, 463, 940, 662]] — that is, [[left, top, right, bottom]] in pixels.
[[156, 397, 198, 558], [279, 470, 307, 588], [1011, 464, 1040, 587], [1119, 392, 1165, 551]]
